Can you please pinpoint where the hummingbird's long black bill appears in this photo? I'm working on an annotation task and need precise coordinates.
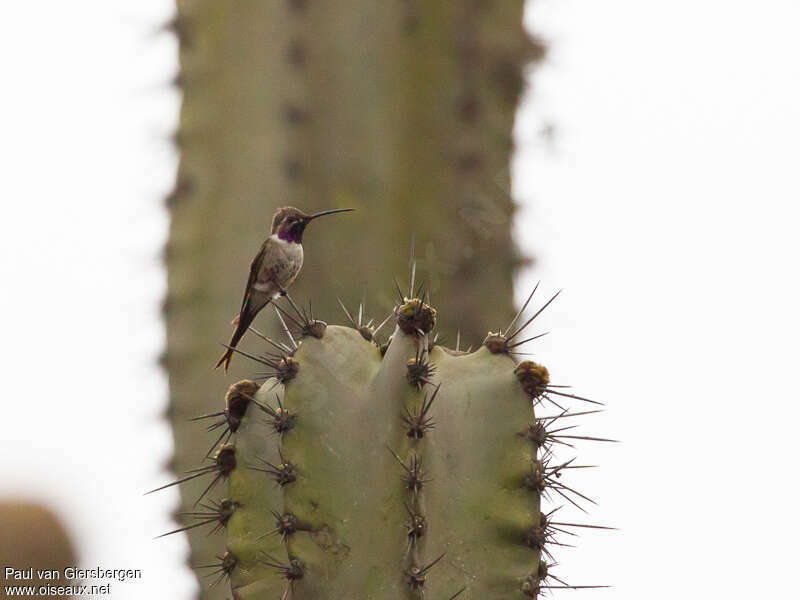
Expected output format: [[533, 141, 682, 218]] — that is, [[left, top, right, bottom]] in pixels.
[[308, 208, 354, 220]]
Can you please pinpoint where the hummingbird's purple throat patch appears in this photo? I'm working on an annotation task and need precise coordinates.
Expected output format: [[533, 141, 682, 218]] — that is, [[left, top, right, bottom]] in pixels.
[[279, 227, 303, 243]]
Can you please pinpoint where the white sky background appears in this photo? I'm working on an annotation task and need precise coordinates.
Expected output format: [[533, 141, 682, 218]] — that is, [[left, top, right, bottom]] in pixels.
[[515, 0, 800, 597], [0, 2, 189, 599], [0, 1, 798, 599]]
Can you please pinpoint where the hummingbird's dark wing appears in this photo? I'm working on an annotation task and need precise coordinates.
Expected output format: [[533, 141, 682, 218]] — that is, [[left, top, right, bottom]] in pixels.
[[216, 241, 278, 371], [238, 240, 268, 313]]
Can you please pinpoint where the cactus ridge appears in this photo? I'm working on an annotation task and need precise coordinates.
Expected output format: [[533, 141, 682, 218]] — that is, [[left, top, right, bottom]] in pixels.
[[153, 264, 613, 598]]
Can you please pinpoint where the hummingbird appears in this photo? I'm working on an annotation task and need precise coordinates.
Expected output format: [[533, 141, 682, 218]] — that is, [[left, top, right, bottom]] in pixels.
[[215, 206, 354, 370]]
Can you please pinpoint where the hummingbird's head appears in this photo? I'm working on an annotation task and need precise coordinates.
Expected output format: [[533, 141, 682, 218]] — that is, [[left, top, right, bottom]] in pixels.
[[271, 206, 354, 243]]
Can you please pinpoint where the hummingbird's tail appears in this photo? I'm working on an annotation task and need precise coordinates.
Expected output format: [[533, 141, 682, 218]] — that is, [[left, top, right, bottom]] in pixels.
[[215, 299, 268, 371], [215, 347, 236, 371]]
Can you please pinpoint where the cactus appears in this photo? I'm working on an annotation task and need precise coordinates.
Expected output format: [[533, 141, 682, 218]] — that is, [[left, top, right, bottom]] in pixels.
[[165, 4, 544, 588], [153, 272, 612, 598]]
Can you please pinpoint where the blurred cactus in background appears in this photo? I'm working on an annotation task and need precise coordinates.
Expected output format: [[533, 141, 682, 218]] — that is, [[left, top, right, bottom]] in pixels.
[[0, 502, 76, 599], [164, 2, 544, 596]]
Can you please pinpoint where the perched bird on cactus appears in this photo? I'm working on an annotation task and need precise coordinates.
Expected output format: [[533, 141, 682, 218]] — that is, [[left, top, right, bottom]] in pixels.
[[216, 206, 354, 370]]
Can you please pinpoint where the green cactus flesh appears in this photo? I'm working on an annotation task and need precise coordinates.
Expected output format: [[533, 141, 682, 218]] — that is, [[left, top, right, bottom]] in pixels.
[[174, 292, 602, 598]]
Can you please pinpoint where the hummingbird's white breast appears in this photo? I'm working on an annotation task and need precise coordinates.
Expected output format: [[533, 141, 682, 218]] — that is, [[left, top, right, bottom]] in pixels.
[[253, 234, 304, 295]]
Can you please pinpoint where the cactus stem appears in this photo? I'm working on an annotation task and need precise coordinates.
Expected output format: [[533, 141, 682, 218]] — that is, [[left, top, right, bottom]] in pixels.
[[251, 454, 297, 487], [388, 448, 430, 494], [195, 551, 237, 587], [402, 384, 439, 438], [195, 277, 606, 595], [156, 498, 238, 539]]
